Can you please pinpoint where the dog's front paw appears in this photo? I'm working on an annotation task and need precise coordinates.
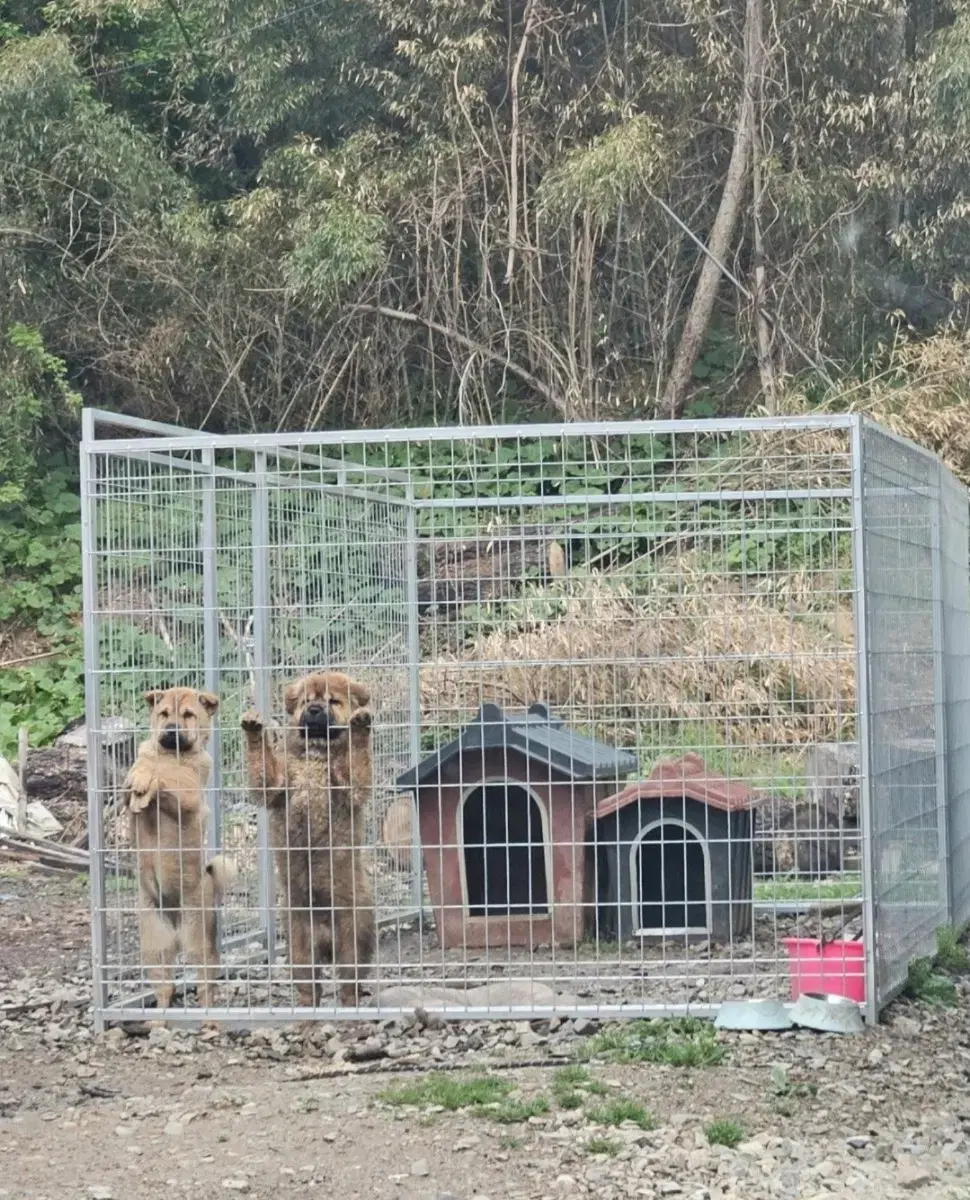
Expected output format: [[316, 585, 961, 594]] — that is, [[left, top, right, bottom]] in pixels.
[[241, 710, 265, 738], [350, 706, 373, 732], [126, 782, 156, 813], [124, 765, 157, 811]]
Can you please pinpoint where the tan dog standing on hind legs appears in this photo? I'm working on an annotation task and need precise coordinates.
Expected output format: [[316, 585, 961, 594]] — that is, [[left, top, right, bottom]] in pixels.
[[123, 686, 236, 1012], [241, 671, 376, 1007]]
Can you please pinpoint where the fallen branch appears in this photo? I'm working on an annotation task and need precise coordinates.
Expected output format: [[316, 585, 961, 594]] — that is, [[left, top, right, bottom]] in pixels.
[[349, 303, 560, 411]]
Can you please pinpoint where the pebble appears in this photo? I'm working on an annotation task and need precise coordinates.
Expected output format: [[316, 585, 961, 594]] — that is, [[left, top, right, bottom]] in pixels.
[[87, 1188, 114, 1200], [411, 1159, 430, 1177], [454, 1136, 480, 1152], [222, 1180, 250, 1193]]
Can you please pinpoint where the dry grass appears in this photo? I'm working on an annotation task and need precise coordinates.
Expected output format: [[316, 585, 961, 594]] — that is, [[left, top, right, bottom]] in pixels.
[[420, 571, 855, 750]]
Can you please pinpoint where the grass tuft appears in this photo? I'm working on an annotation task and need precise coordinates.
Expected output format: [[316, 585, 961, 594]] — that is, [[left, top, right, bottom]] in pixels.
[[581, 1018, 726, 1068], [588, 1097, 656, 1130], [585, 1135, 622, 1157], [705, 1119, 746, 1148], [377, 1074, 511, 1111], [483, 1096, 551, 1124], [936, 926, 970, 974]]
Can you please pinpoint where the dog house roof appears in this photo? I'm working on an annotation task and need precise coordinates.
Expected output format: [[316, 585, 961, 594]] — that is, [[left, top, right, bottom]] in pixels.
[[395, 702, 639, 789], [595, 752, 758, 818]]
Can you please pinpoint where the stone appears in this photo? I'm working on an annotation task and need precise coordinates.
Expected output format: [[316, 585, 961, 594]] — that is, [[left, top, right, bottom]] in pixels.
[[454, 1136, 480, 1152], [847, 1136, 870, 1150], [898, 1166, 934, 1191], [222, 1181, 250, 1194], [88, 1188, 114, 1200], [411, 1159, 430, 1177]]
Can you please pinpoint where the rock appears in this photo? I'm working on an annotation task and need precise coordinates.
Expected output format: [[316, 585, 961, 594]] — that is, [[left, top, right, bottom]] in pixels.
[[555, 1176, 579, 1191], [572, 1019, 596, 1036], [659, 1185, 683, 1196], [847, 1136, 870, 1150], [867, 1048, 884, 1067], [410, 1159, 430, 1177], [222, 1181, 250, 1194], [898, 1166, 934, 1191], [454, 1136, 480, 1152], [88, 1188, 114, 1200]]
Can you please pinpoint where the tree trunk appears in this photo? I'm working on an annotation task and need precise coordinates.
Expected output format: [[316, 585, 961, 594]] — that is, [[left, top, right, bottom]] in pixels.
[[662, 0, 761, 418], [749, 0, 776, 408]]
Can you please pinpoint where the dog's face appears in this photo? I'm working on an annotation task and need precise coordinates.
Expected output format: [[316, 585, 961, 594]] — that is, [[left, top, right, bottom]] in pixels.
[[144, 686, 219, 754], [283, 671, 372, 744]]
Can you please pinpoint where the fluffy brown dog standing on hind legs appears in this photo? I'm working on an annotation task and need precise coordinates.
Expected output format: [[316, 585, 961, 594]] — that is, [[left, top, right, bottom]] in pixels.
[[123, 686, 236, 1012], [241, 671, 376, 1007]]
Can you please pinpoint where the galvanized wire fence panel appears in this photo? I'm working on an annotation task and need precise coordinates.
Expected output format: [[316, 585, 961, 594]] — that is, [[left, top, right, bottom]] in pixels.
[[859, 422, 948, 1005], [78, 410, 967, 1025], [940, 465, 970, 929]]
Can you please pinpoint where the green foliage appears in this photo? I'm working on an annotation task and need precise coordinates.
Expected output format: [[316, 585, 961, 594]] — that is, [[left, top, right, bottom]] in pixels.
[[0, 325, 80, 505], [377, 1074, 512, 1111], [935, 926, 970, 974], [584, 1136, 621, 1157], [905, 925, 970, 1007], [705, 1119, 745, 1149], [284, 199, 387, 303], [0, 328, 84, 756], [905, 957, 957, 1008], [580, 1018, 726, 1068], [587, 1098, 656, 1131], [538, 115, 664, 226], [481, 1096, 551, 1125]]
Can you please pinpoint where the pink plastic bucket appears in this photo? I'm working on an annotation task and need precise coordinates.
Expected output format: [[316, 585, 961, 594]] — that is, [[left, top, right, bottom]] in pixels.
[[783, 937, 866, 1003]]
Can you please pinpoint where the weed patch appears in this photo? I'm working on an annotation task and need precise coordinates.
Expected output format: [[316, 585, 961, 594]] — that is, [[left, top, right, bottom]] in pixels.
[[585, 1136, 621, 1157], [582, 1018, 726, 1067], [377, 1075, 511, 1111], [705, 1119, 745, 1148], [588, 1097, 656, 1130]]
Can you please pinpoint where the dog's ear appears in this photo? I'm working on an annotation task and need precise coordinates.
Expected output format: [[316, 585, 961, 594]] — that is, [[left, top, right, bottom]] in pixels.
[[348, 680, 371, 710], [283, 681, 302, 714], [143, 690, 163, 709], [197, 691, 220, 715]]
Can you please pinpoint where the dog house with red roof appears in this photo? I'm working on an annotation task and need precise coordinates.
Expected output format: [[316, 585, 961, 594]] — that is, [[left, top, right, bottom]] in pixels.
[[395, 702, 638, 950], [592, 753, 757, 945]]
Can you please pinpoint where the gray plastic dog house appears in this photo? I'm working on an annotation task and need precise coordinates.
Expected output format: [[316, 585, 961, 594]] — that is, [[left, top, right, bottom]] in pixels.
[[593, 753, 757, 944]]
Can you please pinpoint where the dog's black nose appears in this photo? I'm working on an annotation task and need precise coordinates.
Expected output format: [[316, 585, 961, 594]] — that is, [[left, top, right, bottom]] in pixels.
[[158, 724, 183, 750], [304, 703, 327, 719]]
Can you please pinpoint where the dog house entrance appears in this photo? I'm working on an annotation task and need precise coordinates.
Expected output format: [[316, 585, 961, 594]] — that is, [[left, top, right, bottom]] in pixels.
[[463, 785, 549, 917], [634, 823, 709, 936]]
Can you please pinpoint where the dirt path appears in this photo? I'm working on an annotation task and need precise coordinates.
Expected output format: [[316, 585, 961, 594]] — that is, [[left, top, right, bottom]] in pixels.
[[2, 869, 970, 1200]]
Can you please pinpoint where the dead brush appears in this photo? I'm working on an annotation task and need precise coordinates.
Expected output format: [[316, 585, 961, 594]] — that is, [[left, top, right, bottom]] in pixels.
[[420, 570, 855, 750]]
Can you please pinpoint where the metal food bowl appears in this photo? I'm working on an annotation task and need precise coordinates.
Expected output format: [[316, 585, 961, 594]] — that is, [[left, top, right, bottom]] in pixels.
[[714, 999, 793, 1031], [790, 991, 865, 1035]]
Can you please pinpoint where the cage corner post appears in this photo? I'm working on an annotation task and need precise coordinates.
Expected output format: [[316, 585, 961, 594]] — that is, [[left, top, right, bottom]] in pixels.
[[201, 449, 225, 958], [404, 480, 423, 912], [251, 451, 277, 968], [850, 415, 879, 1025], [79, 408, 110, 1031], [930, 460, 953, 925]]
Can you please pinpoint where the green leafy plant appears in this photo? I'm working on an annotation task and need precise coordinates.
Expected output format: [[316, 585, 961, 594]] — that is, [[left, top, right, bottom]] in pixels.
[[581, 1018, 726, 1068], [584, 1136, 621, 1157], [588, 1097, 656, 1130], [377, 1074, 511, 1111], [705, 1119, 746, 1148], [906, 957, 958, 1007]]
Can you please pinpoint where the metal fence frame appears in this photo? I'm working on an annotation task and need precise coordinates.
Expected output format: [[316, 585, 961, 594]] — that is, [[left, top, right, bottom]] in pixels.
[[80, 408, 970, 1028]]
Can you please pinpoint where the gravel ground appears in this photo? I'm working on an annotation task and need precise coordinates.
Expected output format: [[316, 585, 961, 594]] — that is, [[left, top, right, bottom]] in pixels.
[[2, 867, 970, 1200]]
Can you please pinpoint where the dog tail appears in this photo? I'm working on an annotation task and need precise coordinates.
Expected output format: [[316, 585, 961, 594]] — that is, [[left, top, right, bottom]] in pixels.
[[206, 854, 238, 902]]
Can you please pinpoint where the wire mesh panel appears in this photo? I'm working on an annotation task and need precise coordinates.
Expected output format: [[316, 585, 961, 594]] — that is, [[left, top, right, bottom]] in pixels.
[[80, 411, 969, 1025], [859, 421, 948, 1005], [940, 465, 970, 929]]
